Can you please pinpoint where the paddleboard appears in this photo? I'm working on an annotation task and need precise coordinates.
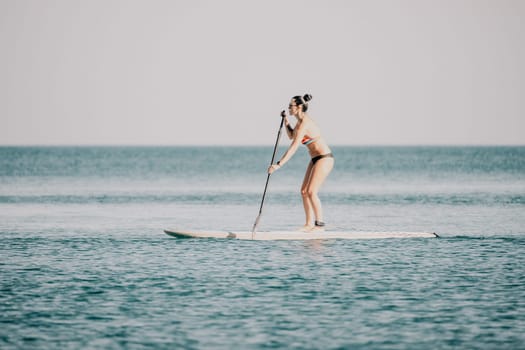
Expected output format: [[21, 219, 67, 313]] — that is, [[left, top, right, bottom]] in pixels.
[[164, 229, 438, 241]]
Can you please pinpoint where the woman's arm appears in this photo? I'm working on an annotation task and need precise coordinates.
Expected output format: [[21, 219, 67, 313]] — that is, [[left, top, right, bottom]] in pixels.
[[279, 129, 303, 166], [284, 117, 294, 139], [268, 122, 306, 174]]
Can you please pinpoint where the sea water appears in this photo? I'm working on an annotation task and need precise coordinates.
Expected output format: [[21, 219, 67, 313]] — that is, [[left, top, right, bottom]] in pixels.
[[1, 146, 524, 349]]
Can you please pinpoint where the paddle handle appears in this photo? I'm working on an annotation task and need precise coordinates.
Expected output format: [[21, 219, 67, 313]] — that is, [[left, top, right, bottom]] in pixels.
[[268, 110, 286, 164], [251, 111, 286, 238]]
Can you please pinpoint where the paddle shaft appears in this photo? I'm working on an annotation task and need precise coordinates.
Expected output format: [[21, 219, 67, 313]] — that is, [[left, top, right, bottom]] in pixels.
[[252, 112, 286, 238]]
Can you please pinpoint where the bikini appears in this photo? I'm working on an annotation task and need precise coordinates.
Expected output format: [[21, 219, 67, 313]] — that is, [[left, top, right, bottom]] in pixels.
[[302, 136, 334, 165], [311, 153, 334, 165], [301, 135, 319, 146]]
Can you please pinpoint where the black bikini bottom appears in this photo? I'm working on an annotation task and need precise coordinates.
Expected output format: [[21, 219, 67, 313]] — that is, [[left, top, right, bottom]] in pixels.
[[311, 153, 334, 165]]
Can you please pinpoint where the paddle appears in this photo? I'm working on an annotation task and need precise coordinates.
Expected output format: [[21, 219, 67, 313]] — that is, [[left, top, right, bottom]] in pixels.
[[251, 110, 286, 239]]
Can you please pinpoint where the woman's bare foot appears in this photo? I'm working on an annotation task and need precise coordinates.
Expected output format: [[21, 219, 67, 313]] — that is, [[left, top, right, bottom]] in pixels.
[[298, 224, 314, 232], [310, 221, 325, 232], [309, 225, 325, 232]]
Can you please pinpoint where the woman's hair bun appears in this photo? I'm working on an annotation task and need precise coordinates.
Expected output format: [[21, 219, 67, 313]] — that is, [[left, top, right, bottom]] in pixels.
[[303, 94, 313, 102]]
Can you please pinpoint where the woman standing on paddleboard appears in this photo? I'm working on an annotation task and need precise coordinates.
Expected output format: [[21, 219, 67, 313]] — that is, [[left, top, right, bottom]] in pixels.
[[268, 94, 334, 232]]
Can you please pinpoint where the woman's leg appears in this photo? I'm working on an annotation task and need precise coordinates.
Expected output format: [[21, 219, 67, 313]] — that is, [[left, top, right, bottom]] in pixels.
[[305, 157, 334, 224], [301, 161, 315, 228]]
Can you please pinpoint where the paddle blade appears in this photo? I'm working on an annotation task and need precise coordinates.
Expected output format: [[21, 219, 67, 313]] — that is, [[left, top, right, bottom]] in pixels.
[[252, 214, 261, 235]]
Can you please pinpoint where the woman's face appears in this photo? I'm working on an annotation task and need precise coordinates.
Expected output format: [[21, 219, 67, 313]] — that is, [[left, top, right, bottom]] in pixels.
[[288, 100, 299, 116]]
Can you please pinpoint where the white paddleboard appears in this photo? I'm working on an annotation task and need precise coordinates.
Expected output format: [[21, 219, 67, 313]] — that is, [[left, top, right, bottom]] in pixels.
[[164, 229, 438, 241]]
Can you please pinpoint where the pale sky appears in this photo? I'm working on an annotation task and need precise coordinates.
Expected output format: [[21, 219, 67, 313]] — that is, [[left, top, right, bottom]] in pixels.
[[1, 0, 524, 145]]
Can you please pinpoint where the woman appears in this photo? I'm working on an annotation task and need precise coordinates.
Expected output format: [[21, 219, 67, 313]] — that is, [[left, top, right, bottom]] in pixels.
[[268, 94, 334, 232]]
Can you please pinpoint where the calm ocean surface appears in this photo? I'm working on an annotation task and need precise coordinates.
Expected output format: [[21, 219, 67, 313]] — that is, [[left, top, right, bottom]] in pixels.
[[1, 146, 524, 349]]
